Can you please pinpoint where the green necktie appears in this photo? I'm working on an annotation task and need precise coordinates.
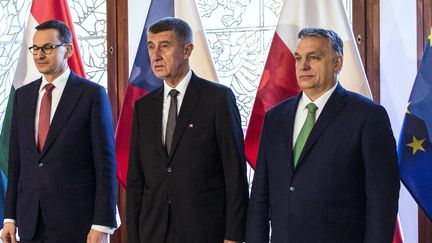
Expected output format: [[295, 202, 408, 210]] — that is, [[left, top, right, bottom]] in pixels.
[[293, 103, 318, 168]]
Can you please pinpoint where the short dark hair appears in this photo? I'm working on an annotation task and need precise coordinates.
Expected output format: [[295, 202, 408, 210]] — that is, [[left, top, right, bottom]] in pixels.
[[298, 28, 343, 56], [148, 17, 193, 44], [35, 20, 72, 44]]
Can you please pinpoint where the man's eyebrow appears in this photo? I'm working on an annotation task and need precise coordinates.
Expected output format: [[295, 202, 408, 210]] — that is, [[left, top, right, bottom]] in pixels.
[[294, 50, 324, 56], [148, 40, 170, 45], [32, 42, 56, 47]]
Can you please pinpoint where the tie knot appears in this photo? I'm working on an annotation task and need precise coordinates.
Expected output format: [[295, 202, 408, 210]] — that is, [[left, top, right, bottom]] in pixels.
[[168, 89, 179, 97], [44, 83, 55, 93], [306, 103, 318, 113]]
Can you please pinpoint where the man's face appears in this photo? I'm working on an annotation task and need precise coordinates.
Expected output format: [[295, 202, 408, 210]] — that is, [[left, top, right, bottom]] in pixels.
[[32, 29, 71, 80], [147, 30, 193, 86], [294, 36, 343, 100]]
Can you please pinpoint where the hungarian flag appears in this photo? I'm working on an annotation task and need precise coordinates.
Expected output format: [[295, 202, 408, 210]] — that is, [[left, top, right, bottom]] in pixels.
[[244, 0, 403, 242], [0, 0, 85, 223], [115, 0, 217, 187]]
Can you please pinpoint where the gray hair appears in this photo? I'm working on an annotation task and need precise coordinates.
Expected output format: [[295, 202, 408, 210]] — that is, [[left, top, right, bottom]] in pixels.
[[298, 28, 343, 56], [148, 17, 193, 44]]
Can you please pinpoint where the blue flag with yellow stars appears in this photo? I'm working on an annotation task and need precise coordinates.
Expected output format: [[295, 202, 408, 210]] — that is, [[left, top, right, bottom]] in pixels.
[[398, 31, 432, 220]]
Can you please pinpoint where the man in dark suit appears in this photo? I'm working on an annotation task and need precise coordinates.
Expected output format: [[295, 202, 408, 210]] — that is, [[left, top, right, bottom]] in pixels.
[[246, 28, 400, 243], [126, 17, 249, 243], [1, 20, 117, 243]]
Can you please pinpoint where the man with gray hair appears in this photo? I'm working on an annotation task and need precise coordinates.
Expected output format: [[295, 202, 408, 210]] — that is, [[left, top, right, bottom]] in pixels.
[[126, 17, 249, 243], [246, 28, 399, 243]]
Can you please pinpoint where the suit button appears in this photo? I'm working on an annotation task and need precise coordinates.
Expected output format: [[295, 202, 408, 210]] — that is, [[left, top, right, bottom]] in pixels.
[[168, 200, 172, 204], [38, 163, 44, 168], [289, 186, 295, 192], [167, 167, 172, 173]]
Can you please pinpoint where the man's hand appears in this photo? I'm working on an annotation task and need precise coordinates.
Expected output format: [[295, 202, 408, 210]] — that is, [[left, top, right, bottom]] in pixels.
[[224, 240, 239, 243], [1, 222, 17, 243], [87, 228, 109, 243]]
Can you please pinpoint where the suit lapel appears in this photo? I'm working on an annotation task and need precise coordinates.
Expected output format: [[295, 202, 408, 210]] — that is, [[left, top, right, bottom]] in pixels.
[[23, 79, 42, 151], [296, 84, 348, 168], [151, 87, 167, 158], [283, 95, 301, 170], [169, 74, 202, 161], [41, 73, 84, 155]]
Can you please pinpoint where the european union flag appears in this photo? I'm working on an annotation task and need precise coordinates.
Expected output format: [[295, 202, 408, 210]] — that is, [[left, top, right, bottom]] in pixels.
[[398, 33, 432, 220]]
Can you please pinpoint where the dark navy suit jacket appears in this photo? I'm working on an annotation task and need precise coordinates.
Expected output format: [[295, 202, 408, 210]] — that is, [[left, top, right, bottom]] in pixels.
[[246, 84, 400, 243], [4, 72, 117, 242]]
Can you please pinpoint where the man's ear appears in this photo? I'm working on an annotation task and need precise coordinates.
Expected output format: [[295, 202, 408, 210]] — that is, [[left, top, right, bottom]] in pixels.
[[335, 55, 343, 73], [183, 43, 194, 59], [65, 43, 74, 59]]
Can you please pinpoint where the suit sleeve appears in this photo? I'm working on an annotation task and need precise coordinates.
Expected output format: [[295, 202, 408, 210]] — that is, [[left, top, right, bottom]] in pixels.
[[4, 91, 20, 220], [362, 105, 400, 243], [126, 104, 144, 243], [90, 86, 117, 227], [245, 112, 270, 243], [214, 88, 249, 241]]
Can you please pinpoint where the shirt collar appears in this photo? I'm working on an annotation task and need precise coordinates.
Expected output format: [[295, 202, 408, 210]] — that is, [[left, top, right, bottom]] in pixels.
[[39, 68, 71, 93], [298, 82, 338, 112], [163, 69, 192, 99]]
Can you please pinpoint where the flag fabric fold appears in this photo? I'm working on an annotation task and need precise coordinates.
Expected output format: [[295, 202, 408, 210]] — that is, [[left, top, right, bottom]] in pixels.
[[115, 0, 217, 187], [0, 0, 85, 224], [398, 34, 432, 221]]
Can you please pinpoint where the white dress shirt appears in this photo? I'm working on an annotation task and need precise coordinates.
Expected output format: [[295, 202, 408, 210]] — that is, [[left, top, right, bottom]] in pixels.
[[162, 69, 192, 144], [34, 68, 70, 142], [292, 82, 338, 147], [5, 68, 120, 235]]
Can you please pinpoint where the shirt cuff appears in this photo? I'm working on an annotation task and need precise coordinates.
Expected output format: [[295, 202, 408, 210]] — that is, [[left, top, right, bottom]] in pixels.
[[4, 219, 16, 224], [91, 204, 122, 235], [91, 225, 116, 234]]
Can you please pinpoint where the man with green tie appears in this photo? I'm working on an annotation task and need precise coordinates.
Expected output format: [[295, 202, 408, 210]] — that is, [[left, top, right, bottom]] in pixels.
[[246, 28, 400, 243]]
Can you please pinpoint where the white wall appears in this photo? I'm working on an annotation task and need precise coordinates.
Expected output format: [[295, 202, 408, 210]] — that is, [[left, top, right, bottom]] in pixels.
[[380, 0, 418, 242]]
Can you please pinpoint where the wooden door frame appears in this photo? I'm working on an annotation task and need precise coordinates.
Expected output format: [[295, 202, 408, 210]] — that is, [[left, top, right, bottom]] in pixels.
[[107, 0, 128, 242], [352, 0, 380, 102]]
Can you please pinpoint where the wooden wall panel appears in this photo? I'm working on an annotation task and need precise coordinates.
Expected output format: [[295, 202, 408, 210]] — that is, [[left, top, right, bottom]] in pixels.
[[353, 0, 380, 102], [107, 0, 128, 242]]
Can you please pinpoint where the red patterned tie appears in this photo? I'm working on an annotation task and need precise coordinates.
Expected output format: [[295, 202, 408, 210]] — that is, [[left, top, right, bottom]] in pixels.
[[37, 83, 55, 151]]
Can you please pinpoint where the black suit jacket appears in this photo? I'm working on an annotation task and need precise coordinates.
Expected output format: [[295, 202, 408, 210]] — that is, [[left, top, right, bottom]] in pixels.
[[126, 73, 249, 243], [4, 72, 117, 242], [246, 84, 400, 243]]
